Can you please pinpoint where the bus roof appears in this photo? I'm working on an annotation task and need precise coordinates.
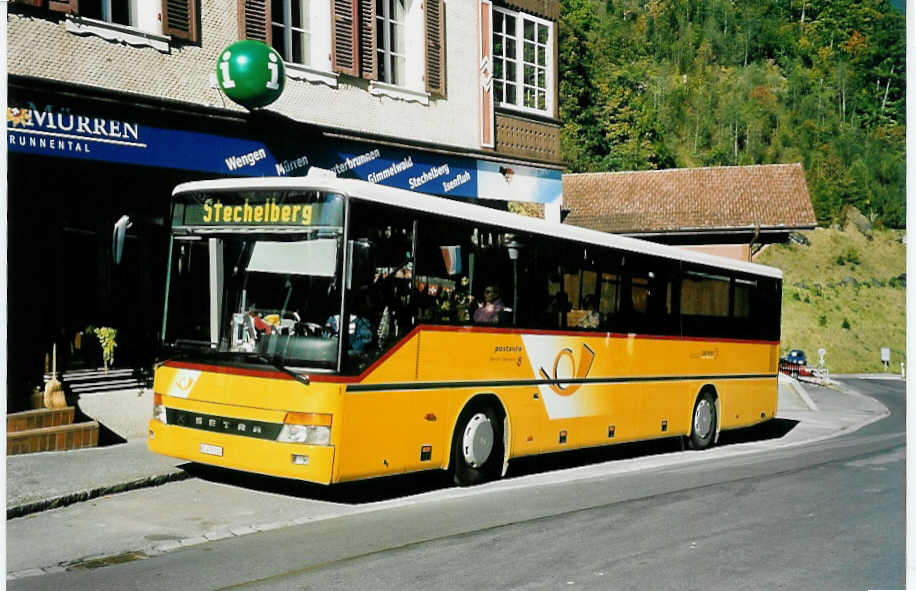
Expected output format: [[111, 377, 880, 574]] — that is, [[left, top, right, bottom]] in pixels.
[[173, 172, 783, 280]]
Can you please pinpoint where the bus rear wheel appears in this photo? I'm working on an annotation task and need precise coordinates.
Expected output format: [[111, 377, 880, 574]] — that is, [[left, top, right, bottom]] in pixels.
[[687, 391, 717, 450], [451, 403, 504, 487]]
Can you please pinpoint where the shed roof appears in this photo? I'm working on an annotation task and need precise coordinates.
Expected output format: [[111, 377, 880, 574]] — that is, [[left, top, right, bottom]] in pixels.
[[562, 163, 817, 236]]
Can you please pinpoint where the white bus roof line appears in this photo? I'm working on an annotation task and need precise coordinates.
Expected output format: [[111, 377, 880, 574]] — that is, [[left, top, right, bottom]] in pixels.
[[172, 176, 783, 280]]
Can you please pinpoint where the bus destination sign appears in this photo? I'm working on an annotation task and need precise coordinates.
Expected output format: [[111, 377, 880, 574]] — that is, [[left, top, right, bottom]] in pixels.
[[183, 198, 315, 227]]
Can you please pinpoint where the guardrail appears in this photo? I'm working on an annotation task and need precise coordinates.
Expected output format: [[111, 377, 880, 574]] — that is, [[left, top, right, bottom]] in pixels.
[[778, 360, 805, 378], [779, 361, 829, 384]]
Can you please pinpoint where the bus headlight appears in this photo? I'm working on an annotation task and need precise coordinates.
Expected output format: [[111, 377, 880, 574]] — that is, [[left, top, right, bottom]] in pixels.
[[277, 424, 331, 445], [152, 393, 167, 424], [277, 412, 332, 445]]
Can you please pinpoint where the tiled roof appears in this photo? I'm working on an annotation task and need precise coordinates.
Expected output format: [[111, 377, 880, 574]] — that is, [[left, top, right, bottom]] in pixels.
[[562, 163, 817, 235]]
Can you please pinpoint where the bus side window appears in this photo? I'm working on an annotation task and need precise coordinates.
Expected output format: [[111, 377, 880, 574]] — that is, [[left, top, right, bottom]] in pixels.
[[415, 215, 478, 326], [599, 272, 621, 330], [681, 267, 730, 338]]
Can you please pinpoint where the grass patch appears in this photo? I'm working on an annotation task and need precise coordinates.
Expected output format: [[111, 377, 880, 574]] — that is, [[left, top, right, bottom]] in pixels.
[[756, 225, 905, 373]]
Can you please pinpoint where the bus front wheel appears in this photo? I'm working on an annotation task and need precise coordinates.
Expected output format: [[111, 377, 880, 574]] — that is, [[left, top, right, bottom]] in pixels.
[[687, 391, 717, 450], [451, 403, 504, 487]]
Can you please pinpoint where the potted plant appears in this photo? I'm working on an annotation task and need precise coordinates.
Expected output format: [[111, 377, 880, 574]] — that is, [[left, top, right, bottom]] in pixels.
[[93, 326, 118, 371]]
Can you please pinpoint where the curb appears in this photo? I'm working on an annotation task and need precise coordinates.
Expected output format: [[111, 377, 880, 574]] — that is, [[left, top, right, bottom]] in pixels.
[[789, 378, 820, 411], [777, 373, 819, 411], [7, 470, 191, 520]]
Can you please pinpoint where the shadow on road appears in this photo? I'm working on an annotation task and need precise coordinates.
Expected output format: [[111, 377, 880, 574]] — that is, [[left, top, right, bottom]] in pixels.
[[180, 417, 800, 505]]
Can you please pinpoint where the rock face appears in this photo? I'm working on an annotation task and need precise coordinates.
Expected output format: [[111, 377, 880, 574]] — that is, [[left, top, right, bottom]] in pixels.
[[845, 207, 873, 239], [839, 276, 859, 287]]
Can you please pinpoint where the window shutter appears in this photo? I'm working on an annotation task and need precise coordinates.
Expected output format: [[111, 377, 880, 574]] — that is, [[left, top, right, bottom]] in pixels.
[[239, 0, 271, 44], [478, 0, 494, 147], [162, 0, 198, 42], [47, 0, 77, 13], [357, 0, 377, 80], [331, 0, 359, 76], [424, 0, 446, 96]]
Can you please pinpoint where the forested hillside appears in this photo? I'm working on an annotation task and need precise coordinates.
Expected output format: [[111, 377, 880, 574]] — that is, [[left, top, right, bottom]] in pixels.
[[559, 0, 906, 227]]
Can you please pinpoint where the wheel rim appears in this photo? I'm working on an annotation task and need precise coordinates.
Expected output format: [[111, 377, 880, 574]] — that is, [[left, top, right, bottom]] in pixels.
[[694, 398, 713, 440], [462, 413, 494, 468]]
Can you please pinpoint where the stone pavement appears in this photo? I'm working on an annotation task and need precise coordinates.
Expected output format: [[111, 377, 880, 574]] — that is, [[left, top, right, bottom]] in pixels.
[[5, 374, 892, 520]]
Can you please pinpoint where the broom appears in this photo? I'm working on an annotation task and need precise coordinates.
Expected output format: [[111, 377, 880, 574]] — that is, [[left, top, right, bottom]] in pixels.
[[43, 343, 66, 409]]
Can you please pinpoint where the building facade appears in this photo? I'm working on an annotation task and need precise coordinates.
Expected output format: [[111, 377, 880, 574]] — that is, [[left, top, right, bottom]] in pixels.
[[7, 0, 563, 409]]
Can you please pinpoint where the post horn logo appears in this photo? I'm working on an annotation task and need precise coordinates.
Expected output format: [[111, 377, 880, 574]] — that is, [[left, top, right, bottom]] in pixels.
[[539, 343, 596, 396]]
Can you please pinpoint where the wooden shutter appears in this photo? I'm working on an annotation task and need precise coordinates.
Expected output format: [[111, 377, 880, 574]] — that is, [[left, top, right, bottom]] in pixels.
[[239, 0, 271, 44], [163, 0, 198, 42], [424, 0, 445, 96], [357, 0, 377, 80], [331, 0, 359, 76], [47, 0, 77, 13]]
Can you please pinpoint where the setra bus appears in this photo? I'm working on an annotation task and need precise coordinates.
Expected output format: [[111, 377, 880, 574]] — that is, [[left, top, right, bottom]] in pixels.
[[146, 169, 782, 486]]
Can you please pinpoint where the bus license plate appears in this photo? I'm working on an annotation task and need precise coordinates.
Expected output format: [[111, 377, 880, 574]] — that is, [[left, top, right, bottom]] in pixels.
[[200, 443, 223, 457]]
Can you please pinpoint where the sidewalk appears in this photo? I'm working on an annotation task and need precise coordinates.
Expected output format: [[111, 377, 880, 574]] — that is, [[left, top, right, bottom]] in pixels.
[[6, 374, 892, 519], [6, 440, 190, 519], [774, 373, 891, 447]]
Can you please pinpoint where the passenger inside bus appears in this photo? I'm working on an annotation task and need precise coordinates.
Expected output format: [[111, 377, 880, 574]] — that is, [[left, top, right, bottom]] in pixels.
[[473, 285, 504, 324], [577, 295, 600, 329], [326, 291, 373, 353]]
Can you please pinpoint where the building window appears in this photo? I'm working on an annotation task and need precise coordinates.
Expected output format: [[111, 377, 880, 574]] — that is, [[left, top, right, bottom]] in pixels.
[[376, 0, 407, 86], [271, 0, 311, 65], [492, 7, 553, 114], [326, 0, 443, 96], [79, 0, 131, 26], [60, 0, 189, 52]]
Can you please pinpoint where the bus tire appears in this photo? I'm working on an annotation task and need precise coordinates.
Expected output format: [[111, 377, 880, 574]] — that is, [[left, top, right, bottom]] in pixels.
[[451, 402, 504, 487], [687, 390, 717, 450]]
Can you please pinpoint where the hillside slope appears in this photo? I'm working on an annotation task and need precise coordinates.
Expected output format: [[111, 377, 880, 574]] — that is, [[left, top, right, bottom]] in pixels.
[[755, 223, 905, 373]]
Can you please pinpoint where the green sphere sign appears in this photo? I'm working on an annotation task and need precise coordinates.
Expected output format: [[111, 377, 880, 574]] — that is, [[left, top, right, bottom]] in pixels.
[[216, 40, 286, 109]]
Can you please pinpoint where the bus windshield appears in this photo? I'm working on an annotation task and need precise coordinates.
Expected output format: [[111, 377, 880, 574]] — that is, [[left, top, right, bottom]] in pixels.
[[163, 190, 346, 369]]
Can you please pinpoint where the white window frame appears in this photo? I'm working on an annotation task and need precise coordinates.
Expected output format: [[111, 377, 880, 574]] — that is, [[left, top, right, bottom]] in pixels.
[[492, 6, 554, 117], [272, 0, 312, 66], [376, 0, 407, 86], [271, 0, 337, 86]]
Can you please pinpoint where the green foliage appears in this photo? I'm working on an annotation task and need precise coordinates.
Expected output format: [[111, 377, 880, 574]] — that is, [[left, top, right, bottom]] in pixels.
[[842, 318, 851, 330], [559, 0, 905, 227], [818, 315, 828, 327], [93, 327, 118, 369]]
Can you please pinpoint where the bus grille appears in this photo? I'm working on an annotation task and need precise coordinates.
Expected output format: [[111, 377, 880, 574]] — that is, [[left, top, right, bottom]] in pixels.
[[165, 408, 283, 441]]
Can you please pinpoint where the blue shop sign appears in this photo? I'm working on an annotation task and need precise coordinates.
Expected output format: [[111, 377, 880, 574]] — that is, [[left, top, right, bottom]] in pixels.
[[8, 101, 561, 205], [7, 103, 279, 176]]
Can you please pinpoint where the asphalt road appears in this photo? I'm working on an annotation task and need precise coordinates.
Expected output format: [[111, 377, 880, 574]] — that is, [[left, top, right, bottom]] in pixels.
[[9, 377, 905, 590]]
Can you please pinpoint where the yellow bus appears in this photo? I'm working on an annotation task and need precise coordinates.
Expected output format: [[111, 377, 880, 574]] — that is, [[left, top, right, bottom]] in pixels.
[[147, 170, 782, 486]]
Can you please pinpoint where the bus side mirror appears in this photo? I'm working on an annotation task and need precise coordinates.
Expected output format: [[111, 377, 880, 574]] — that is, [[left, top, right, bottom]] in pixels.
[[347, 239, 375, 288], [112, 215, 133, 265]]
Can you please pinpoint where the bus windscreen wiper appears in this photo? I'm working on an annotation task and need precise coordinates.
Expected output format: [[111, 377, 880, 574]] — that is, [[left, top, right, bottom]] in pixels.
[[247, 352, 311, 386]]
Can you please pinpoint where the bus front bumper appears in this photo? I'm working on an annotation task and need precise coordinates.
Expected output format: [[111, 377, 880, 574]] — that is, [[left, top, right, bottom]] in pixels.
[[148, 420, 336, 484]]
